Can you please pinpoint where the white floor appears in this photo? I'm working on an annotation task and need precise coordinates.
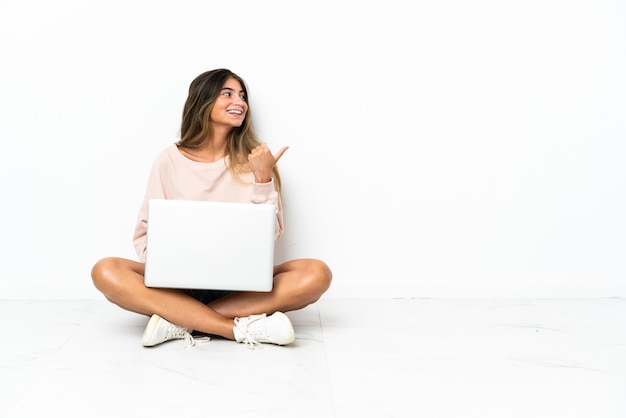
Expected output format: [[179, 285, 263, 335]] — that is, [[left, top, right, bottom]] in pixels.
[[1, 297, 625, 418]]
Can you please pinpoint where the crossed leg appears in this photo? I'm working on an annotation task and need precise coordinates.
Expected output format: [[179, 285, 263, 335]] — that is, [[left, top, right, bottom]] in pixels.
[[91, 257, 332, 340]]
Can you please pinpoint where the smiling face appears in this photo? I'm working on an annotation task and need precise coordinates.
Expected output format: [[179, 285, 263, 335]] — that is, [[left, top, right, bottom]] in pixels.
[[209, 77, 248, 129]]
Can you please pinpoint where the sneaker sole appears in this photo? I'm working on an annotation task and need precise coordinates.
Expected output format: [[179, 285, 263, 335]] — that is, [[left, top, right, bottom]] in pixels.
[[272, 312, 295, 345], [141, 314, 162, 347]]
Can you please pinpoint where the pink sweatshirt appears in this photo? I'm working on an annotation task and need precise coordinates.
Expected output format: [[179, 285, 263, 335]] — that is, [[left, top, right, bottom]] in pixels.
[[132, 143, 284, 261]]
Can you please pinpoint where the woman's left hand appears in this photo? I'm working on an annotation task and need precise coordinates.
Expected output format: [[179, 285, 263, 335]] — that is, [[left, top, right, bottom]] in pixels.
[[248, 144, 288, 183]]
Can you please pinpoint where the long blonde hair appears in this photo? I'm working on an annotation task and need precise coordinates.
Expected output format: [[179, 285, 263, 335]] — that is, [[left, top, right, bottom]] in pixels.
[[176, 69, 282, 191]]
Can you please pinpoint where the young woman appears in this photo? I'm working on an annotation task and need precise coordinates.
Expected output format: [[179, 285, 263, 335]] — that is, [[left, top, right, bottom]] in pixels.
[[91, 69, 332, 348]]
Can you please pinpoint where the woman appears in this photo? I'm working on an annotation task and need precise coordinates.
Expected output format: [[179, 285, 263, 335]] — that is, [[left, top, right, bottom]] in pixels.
[[91, 69, 332, 348]]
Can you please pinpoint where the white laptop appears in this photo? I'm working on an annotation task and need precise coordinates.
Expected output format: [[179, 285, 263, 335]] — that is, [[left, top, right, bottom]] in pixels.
[[144, 199, 276, 292]]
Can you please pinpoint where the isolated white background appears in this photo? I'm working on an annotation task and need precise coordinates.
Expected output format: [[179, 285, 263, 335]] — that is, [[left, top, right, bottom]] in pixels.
[[0, 0, 624, 299]]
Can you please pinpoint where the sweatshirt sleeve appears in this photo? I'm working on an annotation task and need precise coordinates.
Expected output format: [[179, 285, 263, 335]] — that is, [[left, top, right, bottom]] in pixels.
[[252, 179, 284, 242], [132, 158, 168, 262]]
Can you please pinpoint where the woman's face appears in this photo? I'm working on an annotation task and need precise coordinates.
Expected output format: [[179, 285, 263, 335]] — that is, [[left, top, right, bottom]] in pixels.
[[209, 77, 248, 128]]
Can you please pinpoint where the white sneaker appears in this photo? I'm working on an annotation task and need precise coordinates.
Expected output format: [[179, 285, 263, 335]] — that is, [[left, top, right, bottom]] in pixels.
[[142, 314, 197, 347], [233, 312, 295, 348]]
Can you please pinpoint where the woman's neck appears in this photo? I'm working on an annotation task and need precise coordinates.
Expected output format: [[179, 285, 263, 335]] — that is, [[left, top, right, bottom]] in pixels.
[[178, 138, 227, 163]]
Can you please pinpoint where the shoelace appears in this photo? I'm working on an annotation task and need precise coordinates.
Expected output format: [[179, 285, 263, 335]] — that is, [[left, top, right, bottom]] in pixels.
[[184, 332, 195, 347], [163, 324, 210, 348], [183, 333, 211, 348], [161, 324, 193, 346], [234, 314, 266, 349]]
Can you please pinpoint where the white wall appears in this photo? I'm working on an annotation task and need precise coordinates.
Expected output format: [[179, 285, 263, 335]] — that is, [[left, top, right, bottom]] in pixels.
[[1, 0, 624, 299]]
